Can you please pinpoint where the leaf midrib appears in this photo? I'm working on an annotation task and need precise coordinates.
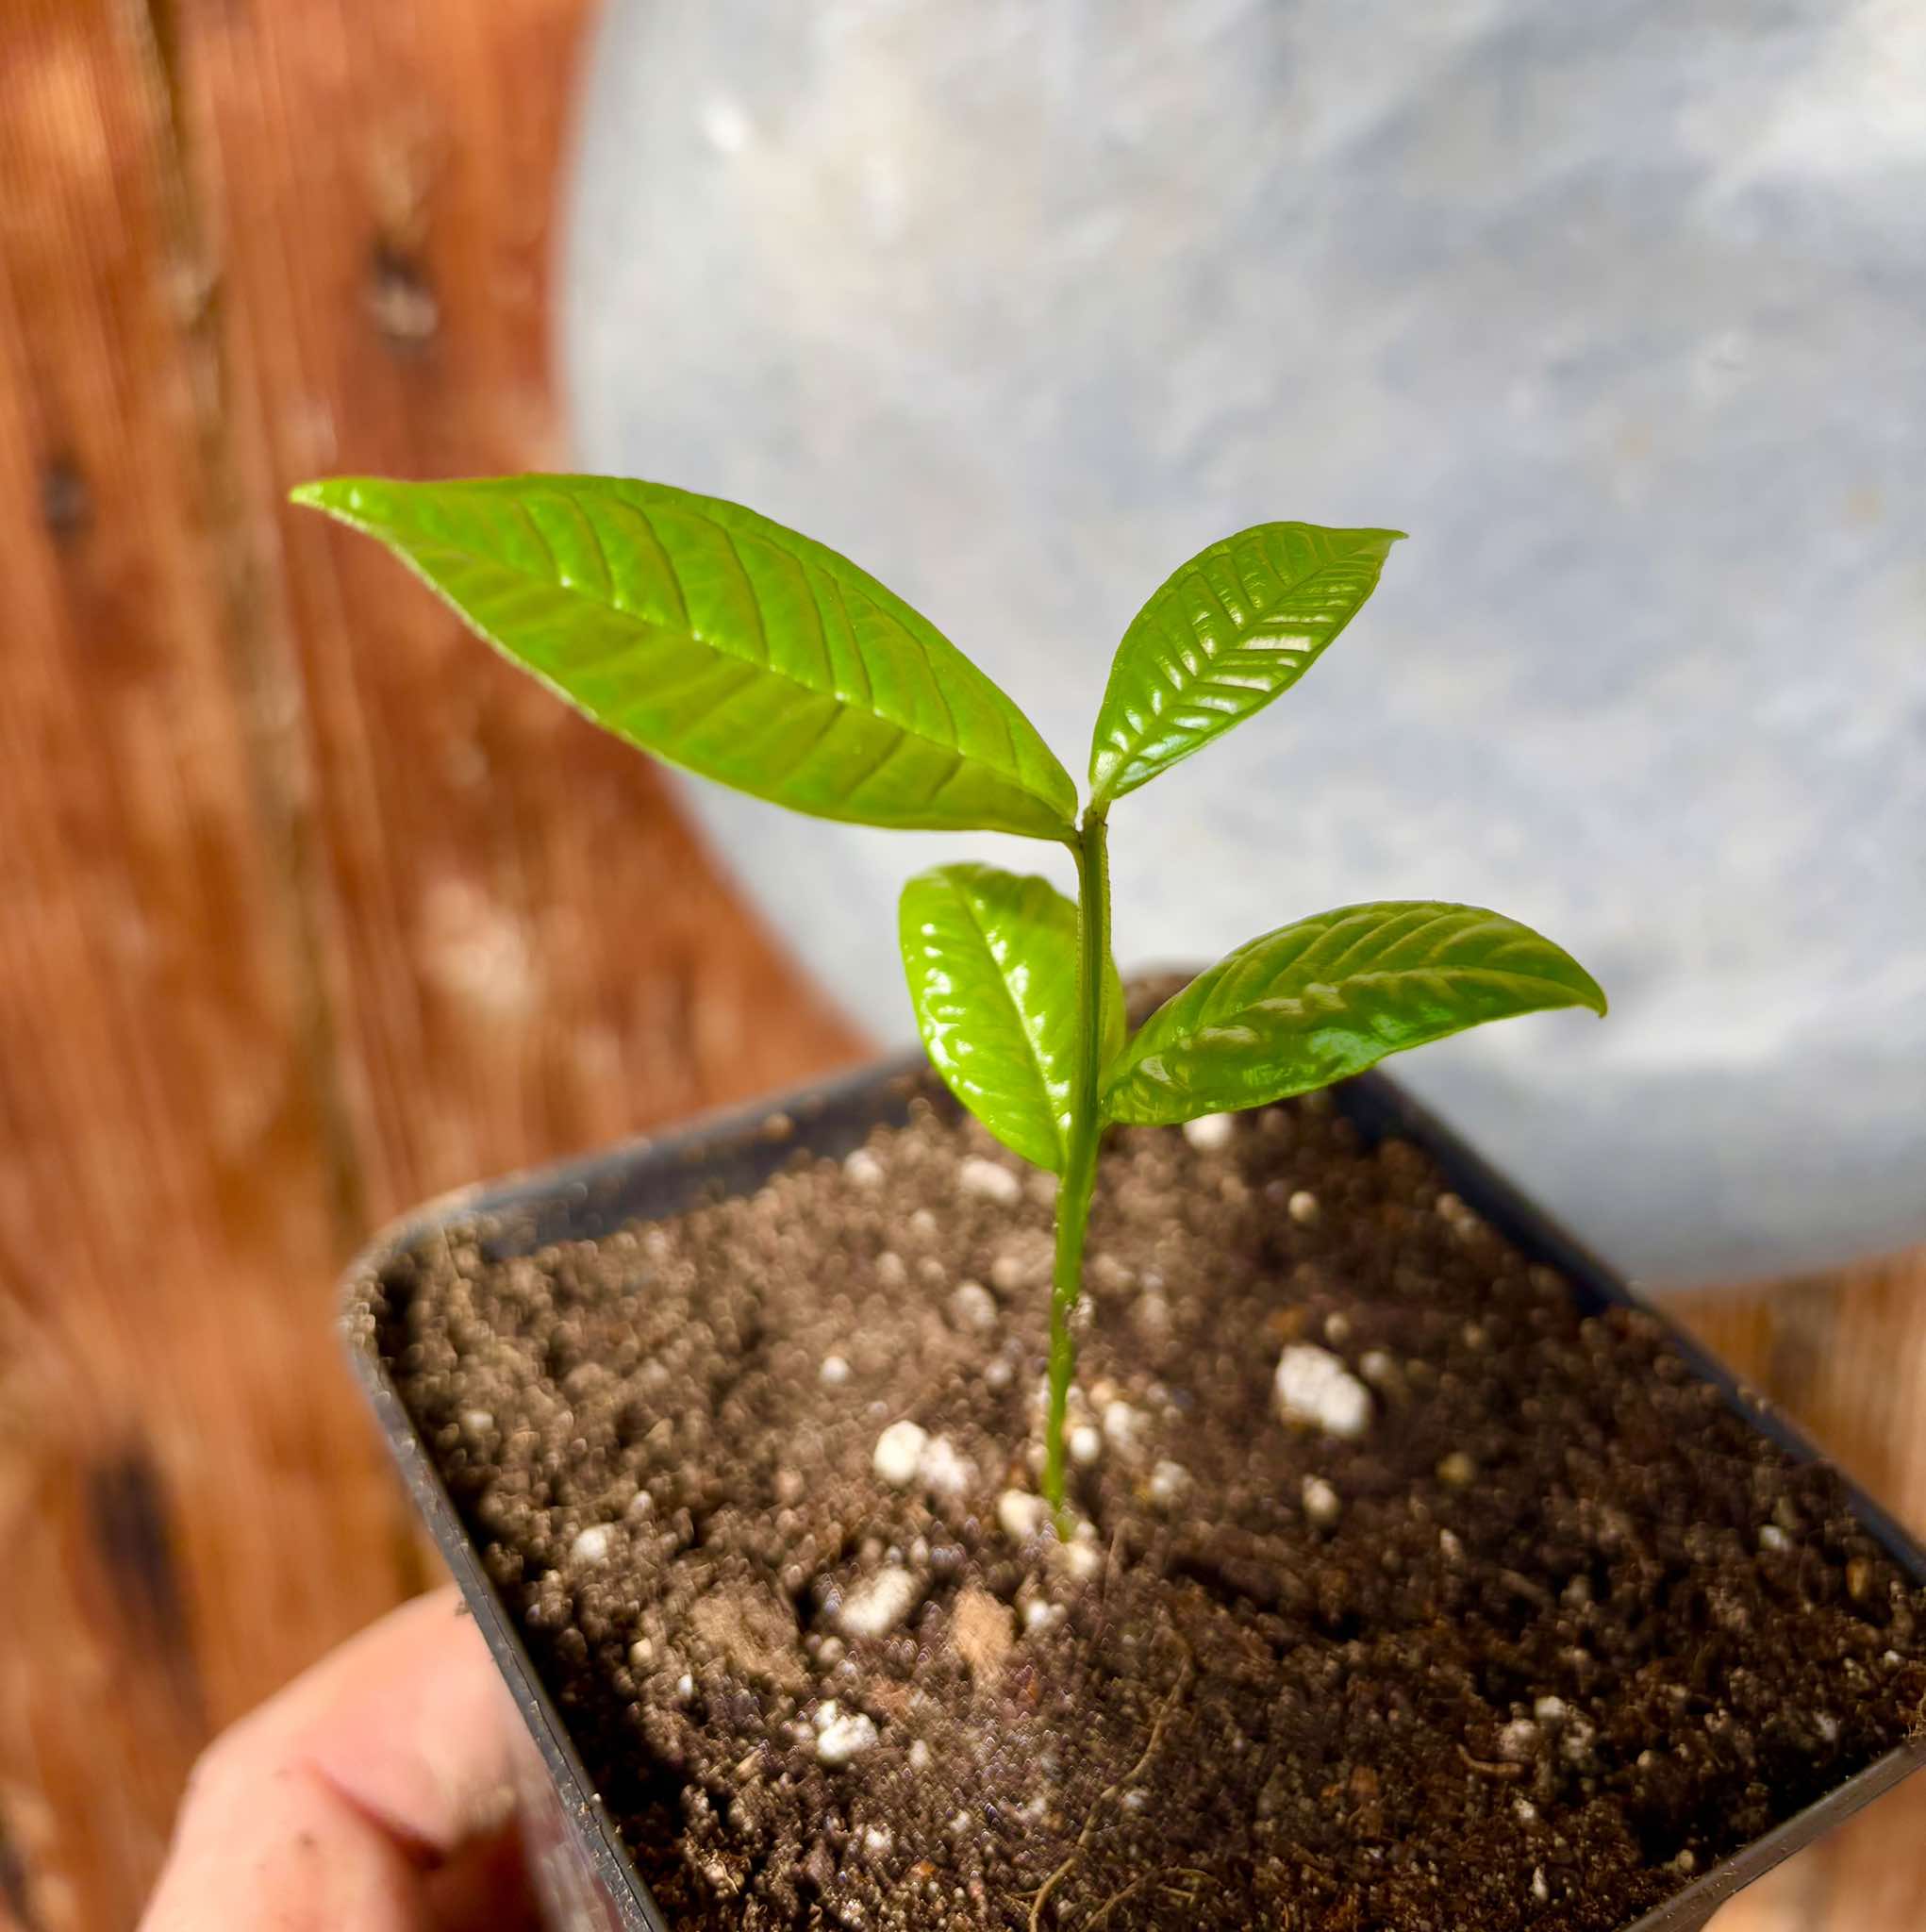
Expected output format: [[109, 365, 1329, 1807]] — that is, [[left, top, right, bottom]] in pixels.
[[1097, 546, 1385, 793], [377, 508, 1065, 817], [949, 874, 1069, 1154], [1124, 963, 1594, 1067]]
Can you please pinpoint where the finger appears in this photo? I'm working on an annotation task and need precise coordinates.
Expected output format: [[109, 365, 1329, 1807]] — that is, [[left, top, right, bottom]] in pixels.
[[421, 1814, 543, 1932], [140, 1588, 533, 1932]]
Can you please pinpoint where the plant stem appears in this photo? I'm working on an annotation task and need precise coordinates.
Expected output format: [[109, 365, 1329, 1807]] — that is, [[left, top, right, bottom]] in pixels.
[[1043, 807, 1110, 1517]]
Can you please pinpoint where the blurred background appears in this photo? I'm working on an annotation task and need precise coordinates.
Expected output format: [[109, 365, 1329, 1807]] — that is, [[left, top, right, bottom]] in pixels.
[[0, 2, 1920, 1926]]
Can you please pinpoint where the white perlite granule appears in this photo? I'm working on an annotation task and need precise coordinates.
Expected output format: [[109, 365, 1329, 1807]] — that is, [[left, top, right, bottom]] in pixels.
[[1102, 1400, 1142, 1454], [1182, 1112, 1236, 1151], [872, 1420, 928, 1488], [958, 1157, 1022, 1204], [1302, 1474, 1342, 1528], [948, 1281, 998, 1331], [1149, 1459, 1190, 1507], [569, 1524, 613, 1564], [918, 1434, 976, 1496], [997, 1490, 1050, 1541], [1273, 1344, 1373, 1438], [1058, 1538, 1103, 1582], [813, 1702, 879, 1765], [837, 1567, 922, 1639], [843, 1147, 886, 1188]]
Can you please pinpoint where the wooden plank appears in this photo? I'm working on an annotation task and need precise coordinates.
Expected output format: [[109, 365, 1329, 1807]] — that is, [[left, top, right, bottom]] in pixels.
[[0, 0, 861, 1923], [181, 0, 863, 1226], [1679, 1248, 1926, 1612], [1674, 1248, 1926, 1932], [0, 6, 415, 1924]]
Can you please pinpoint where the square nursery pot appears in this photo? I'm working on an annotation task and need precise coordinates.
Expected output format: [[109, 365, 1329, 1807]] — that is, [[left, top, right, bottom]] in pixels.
[[342, 1054, 1926, 1932]]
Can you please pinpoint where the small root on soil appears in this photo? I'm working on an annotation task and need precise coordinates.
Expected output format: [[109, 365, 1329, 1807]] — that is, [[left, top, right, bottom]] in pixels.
[[1021, 1637, 1194, 1930]]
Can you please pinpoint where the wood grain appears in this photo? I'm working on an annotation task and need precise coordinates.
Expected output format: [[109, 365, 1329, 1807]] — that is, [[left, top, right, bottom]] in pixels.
[[0, 8, 406, 1922], [177, 0, 862, 1223], [1673, 1250, 1926, 1932], [0, 1, 1918, 1927], [0, 1, 858, 1924]]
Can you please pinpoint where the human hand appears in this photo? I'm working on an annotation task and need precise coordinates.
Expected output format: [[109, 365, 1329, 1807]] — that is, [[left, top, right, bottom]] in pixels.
[[139, 1588, 540, 1931]]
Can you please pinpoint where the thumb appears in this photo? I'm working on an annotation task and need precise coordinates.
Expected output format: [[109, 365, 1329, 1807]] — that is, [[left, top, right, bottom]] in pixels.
[[140, 1587, 536, 1932]]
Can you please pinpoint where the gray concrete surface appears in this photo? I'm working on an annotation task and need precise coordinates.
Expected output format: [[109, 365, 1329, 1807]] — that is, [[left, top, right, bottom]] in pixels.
[[564, 0, 1926, 1284]]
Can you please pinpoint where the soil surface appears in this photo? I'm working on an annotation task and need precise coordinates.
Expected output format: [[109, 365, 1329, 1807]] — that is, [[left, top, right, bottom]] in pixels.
[[372, 1084, 1926, 1931]]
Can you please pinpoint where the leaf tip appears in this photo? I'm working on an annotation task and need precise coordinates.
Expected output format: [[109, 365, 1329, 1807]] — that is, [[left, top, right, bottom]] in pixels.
[[288, 476, 372, 521], [1559, 956, 1608, 1018], [289, 475, 404, 523]]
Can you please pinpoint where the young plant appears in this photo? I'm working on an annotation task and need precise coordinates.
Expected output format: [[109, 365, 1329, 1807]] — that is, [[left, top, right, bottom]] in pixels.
[[293, 475, 1605, 1516]]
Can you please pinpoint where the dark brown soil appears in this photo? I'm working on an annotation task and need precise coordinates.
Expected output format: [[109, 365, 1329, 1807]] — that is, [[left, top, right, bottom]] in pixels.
[[372, 1086, 1925, 1932]]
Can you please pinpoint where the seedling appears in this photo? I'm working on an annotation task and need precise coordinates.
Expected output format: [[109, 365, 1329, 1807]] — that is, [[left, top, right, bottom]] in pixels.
[[293, 476, 1604, 1515]]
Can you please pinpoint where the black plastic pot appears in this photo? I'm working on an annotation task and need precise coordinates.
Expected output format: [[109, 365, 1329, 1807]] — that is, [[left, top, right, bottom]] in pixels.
[[342, 1054, 1926, 1932]]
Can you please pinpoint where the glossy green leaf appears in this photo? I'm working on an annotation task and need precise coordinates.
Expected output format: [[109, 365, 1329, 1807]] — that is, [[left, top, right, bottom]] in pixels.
[[292, 475, 1077, 840], [1104, 901, 1604, 1126], [1088, 522, 1404, 806], [899, 863, 1125, 1174]]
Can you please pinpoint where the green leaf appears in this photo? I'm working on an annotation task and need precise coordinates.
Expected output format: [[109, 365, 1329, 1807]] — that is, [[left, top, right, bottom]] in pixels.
[[1088, 522, 1404, 807], [292, 475, 1077, 840], [899, 863, 1125, 1174], [1104, 901, 1605, 1126]]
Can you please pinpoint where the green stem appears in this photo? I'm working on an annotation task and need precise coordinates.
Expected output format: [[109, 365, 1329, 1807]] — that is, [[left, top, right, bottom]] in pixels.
[[1043, 807, 1110, 1517]]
